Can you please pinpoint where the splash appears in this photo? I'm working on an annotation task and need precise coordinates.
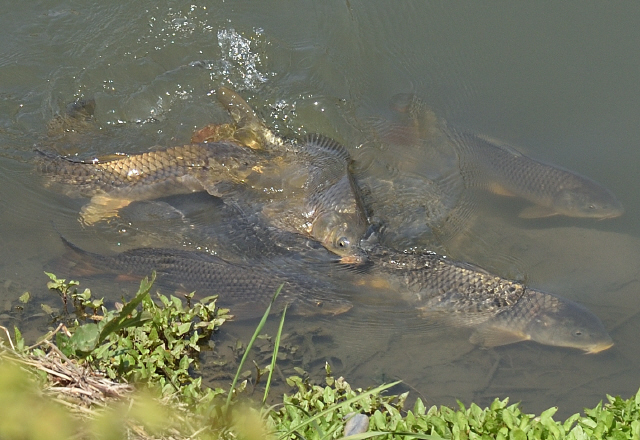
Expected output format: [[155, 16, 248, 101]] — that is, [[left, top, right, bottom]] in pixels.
[[216, 28, 269, 89]]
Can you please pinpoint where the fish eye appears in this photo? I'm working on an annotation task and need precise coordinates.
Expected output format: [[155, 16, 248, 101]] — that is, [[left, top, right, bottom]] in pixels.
[[336, 237, 350, 248]]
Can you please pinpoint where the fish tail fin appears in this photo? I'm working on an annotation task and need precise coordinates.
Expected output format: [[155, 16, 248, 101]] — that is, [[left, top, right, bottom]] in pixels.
[[48, 234, 106, 277]]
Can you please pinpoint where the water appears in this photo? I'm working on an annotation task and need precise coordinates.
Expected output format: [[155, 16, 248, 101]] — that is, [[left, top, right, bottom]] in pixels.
[[1, 0, 640, 418]]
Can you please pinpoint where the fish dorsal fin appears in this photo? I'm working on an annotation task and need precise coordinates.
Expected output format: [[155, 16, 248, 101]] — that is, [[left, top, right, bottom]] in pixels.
[[302, 134, 351, 162], [519, 205, 559, 219], [476, 133, 525, 157], [469, 325, 530, 347]]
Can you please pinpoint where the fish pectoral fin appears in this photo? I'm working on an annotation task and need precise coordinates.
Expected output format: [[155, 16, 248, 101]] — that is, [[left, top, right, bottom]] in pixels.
[[469, 325, 530, 348], [487, 182, 516, 197], [518, 205, 559, 219], [80, 195, 134, 225]]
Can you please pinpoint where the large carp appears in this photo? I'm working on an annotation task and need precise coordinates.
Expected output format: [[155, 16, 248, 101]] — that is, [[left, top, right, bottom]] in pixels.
[[37, 108, 367, 263], [55, 236, 352, 318], [363, 243, 613, 353], [57, 237, 613, 353], [391, 93, 623, 220]]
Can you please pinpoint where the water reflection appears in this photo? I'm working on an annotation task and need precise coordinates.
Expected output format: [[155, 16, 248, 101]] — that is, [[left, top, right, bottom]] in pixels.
[[0, 0, 639, 419]]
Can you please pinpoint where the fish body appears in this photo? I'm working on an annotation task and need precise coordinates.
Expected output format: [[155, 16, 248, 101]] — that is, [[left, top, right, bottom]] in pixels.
[[265, 134, 369, 264], [209, 87, 370, 262], [37, 142, 260, 224], [449, 131, 624, 219], [56, 237, 352, 318], [391, 93, 623, 220], [58, 235, 613, 352], [365, 245, 613, 353], [38, 132, 367, 262]]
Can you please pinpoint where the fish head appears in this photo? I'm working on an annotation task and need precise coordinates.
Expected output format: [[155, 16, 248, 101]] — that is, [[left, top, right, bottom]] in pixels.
[[311, 212, 368, 265], [553, 181, 624, 219], [522, 294, 614, 353]]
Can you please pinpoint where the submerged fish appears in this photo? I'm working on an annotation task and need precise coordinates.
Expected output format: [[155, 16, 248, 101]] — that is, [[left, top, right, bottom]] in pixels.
[[46, 98, 97, 137], [365, 244, 613, 353], [55, 237, 352, 318], [260, 134, 369, 264], [449, 130, 625, 219], [393, 93, 624, 220], [57, 233, 613, 352]]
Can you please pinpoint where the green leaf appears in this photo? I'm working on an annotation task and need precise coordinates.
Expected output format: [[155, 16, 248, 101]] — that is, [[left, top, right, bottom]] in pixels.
[[18, 292, 30, 304], [98, 273, 154, 344], [70, 323, 100, 353], [176, 322, 192, 336]]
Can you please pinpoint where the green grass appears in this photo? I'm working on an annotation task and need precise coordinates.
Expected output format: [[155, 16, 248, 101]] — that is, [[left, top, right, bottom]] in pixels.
[[0, 273, 639, 440]]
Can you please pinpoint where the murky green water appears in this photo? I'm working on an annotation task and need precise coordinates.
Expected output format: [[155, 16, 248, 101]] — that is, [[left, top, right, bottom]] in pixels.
[[1, 1, 640, 418]]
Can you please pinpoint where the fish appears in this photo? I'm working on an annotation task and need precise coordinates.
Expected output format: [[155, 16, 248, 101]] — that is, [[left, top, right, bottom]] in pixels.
[[57, 233, 614, 352], [213, 86, 288, 150], [449, 130, 625, 219], [364, 244, 613, 353], [54, 236, 353, 318], [46, 98, 97, 137], [37, 135, 368, 263], [194, 87, 370, 263], [36, 142, 260, 225], [259, 133, 369, 265], [392, 93, 624, 220]]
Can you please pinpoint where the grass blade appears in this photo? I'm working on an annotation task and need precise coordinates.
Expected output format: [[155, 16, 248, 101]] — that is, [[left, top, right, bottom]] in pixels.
[[263, 302, 287, 404], [225, 284, 284, 412]]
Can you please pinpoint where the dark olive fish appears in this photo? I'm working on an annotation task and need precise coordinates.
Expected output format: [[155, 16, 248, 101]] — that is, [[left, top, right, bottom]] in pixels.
[[55, 237, 352, 318], [393, 93, 624, 220], [365, 244, 613, 353], [449, 131, 624, 219], [58, 234, 613, 352]]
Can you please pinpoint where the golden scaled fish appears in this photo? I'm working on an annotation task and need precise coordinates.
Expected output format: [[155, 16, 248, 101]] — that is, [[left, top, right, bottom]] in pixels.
[[36, 142, 260, 225], [365, 244, 613, 353], [259, 133, 369, 265], [392, 93, 624, 220], [37, 135, 367, 263]]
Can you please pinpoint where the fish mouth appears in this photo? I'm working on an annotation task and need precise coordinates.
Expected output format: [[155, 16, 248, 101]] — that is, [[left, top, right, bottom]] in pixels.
[[339, 254, 367, 265], [596, 210, 624, 220], [582, 340, 614, 354]]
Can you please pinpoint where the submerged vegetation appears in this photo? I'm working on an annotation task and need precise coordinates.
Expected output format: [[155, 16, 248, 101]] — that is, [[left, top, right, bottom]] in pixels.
[[0, 274, 639, 439]]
